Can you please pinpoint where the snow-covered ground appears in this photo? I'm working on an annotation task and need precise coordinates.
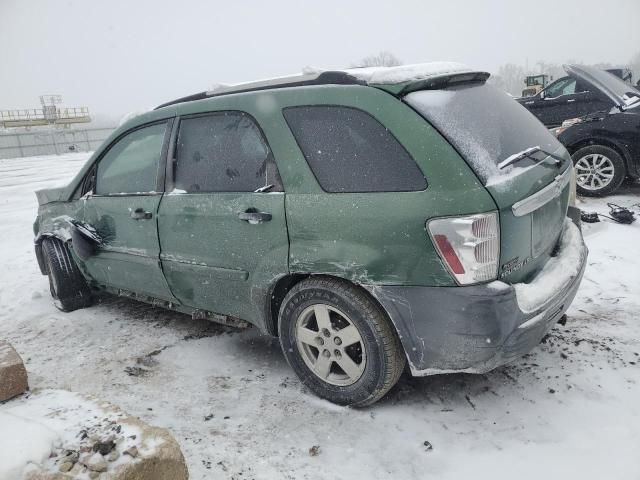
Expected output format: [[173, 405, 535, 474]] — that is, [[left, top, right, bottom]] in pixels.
[[1, 153, 639, 479]]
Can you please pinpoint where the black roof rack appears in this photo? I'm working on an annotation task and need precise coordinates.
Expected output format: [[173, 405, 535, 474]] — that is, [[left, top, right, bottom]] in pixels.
[[155, 71, 366, 110]]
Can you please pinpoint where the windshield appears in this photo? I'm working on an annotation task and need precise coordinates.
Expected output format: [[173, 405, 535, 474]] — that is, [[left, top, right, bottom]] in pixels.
[[405, 84, 563, 183]]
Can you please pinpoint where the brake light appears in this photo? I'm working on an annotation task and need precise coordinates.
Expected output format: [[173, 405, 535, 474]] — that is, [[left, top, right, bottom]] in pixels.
[[433, 235, 465, 274], [427, 212, 499, 285]]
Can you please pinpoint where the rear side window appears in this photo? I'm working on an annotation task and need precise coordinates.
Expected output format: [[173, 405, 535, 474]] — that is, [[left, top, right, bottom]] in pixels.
[[174, 112, 281, 193], [283, 106, 427, 193], [95, 122, 166, 195]]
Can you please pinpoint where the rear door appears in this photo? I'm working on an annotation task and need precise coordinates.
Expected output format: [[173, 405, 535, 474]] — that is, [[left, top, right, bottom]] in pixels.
[[80, 121, 176, 301], [157, 111, 288, 324]]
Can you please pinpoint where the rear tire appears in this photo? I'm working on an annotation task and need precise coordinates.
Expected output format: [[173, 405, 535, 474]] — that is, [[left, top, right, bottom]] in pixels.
[[278, 276, 405, 407], [42, 237, 92, 312], [572, 145, 626, 196]]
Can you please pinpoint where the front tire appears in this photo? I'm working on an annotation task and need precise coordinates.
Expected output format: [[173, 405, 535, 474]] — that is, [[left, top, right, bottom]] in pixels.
[[572, 145, 626, 196], [42, 237, 92, 312], [278, 277, 405, 407]]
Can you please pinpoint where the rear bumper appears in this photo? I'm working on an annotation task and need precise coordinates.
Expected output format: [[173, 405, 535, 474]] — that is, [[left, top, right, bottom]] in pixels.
[[366, 212, 588, 376]]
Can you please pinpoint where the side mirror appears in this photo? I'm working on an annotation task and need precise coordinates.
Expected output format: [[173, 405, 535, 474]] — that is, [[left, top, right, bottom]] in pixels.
[[539, 90, 545, 99]]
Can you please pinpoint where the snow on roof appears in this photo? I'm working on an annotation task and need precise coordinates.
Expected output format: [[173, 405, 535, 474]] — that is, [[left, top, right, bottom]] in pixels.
[[342, 61, 473, 84], [205, 61, 473, 95]]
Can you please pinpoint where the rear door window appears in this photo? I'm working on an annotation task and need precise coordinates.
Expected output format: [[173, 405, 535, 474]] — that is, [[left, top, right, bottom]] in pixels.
[[174, 112, 281, 193], [283, 106, 427, 193], [95, 122, 167, 195]]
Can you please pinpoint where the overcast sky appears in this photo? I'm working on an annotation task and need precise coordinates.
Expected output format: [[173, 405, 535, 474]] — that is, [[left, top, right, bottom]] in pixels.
[[1, 0, 639, 119]]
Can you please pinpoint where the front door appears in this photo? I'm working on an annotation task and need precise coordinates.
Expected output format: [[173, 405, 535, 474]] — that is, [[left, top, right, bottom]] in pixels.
[[157, 112, 288, 324], [527, 77, 576, 126], [80, 121, 176, 302]]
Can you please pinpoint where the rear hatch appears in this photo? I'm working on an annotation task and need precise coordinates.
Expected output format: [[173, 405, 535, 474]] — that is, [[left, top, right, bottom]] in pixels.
[[403, 82, 572, 284]]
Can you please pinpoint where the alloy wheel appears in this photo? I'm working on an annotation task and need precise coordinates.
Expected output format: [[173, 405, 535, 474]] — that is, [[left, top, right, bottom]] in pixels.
[[575, 153, 615, 191], [295, 304, 366, 386]]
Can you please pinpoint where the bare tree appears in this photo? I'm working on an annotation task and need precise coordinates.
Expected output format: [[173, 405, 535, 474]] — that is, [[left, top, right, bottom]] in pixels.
[[488, 63, 528, 96], [354, 51, 402, 68]]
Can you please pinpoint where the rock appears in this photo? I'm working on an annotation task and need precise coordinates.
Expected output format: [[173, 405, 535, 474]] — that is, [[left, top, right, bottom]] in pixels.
[[87, 453, 107, 472], [92, 440, 115, 455], [123, 446, 138, 458], [0, 340, 28, 401], [69, 462, 84, 475], [60, 450, 79, 463], [58, 462, 73, 473], [20, 390, 189, 480], [112, 417, 188, 480], [423, 440, 433, 451], [309, 445, 321, 456], [78, 452, 92, 467]]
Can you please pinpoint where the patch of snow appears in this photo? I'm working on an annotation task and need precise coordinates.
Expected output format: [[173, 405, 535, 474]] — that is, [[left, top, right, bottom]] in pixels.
[[404, 89, 503, 182], [486, 280, 510, 291], [485, 163, 536, 188], [118, 111, 147, 127], [514, 220, 584, 312], [0, 412, 58, 479], [0, 389, 145, 477], [343, 61, 472, 84], [207, 62, 473, 95]]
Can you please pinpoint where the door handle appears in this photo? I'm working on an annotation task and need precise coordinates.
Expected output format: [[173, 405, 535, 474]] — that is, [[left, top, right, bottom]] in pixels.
[[130, 208, 152, 220], [524, 101, 534, 105], [238, 209, 272, 224], [567, 99, 576, 103]]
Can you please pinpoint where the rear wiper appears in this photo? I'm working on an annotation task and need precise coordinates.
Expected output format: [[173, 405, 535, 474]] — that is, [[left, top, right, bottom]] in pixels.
[[254, 184, 274, 193], [498, 146, 565, 170]]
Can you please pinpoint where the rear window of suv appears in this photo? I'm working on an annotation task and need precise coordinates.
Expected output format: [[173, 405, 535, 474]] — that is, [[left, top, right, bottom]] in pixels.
[[405, 84, 563, 184], [283, 106, 427, 193]]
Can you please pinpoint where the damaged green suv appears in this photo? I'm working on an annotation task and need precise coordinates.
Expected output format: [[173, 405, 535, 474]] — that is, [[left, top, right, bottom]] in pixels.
[[34, 63, 588, 406]]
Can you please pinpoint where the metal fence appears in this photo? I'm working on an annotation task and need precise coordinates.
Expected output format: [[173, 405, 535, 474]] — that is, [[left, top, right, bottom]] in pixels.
[[0, 126, 115, 159]]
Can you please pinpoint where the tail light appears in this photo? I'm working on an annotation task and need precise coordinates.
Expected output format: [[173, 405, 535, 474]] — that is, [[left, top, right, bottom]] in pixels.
[[427, 212, 499, 285]]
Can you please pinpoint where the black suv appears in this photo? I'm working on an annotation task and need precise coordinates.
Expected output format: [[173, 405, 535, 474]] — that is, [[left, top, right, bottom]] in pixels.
[[517, 65, 636, 127]]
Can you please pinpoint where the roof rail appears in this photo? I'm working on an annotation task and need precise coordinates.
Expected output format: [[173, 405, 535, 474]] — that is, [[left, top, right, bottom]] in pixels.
[[155, 71, 366, 110]]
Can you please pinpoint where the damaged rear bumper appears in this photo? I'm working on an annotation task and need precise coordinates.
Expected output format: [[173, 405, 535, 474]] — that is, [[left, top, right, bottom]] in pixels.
[[366, 213, 588, 376]]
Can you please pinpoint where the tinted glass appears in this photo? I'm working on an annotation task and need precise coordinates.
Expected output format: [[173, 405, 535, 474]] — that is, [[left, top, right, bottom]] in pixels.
[[283, 106, 426, 193], [174, 112, 280, 193], [406, 84, 564, 184], [545, 77, 575, 97], [95, 122, 166, 195]]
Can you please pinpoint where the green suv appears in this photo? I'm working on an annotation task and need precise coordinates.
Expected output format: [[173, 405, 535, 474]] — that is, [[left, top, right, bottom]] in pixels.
[[33, 63, 588, 406]]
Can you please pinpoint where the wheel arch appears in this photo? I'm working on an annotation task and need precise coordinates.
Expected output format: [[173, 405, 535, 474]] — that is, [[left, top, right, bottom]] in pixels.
[[34, 233, 68, 275], [265, 273, 404, 348]]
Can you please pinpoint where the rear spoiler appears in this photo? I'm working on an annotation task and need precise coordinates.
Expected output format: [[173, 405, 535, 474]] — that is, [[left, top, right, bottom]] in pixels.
[[374, 71, 491, 96]]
